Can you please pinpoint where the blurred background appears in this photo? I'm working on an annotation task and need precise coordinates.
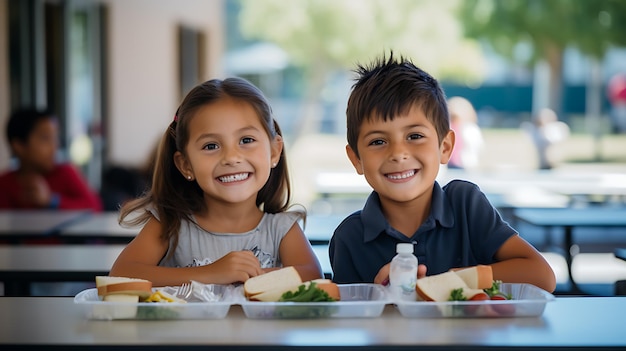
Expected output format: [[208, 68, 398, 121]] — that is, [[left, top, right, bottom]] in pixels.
[[1, 0, 626, 294]]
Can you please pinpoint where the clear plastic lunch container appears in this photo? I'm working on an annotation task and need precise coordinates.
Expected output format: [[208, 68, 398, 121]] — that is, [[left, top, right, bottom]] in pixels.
[[74, 284, 234, 320], [238, 283, 390, 319], [394, 283, 555, 318]]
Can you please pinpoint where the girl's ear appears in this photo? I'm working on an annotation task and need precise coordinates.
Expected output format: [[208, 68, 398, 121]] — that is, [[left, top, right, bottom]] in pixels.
[[346, 144, 364, 175], [173, 151, 193, 180], [270, 134, 283, 167], [439, 130, 455, 164]]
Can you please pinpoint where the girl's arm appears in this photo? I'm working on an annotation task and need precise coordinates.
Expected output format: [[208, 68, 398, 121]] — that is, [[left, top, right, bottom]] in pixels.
[[276, 222, 324, 282], [490, 234, 557, 292], [109, 216, 263, 286]]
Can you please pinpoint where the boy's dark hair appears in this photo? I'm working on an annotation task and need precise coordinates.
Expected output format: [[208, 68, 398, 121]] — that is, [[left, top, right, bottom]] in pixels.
[[120, 77, 294, 254], [346, 52, 450, 158], [6, 108, 56, 144]]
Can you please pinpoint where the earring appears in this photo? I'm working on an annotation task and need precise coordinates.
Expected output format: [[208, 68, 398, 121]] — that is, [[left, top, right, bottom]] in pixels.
[[272, 162, 277, 168], [187, 175, 192, 180]]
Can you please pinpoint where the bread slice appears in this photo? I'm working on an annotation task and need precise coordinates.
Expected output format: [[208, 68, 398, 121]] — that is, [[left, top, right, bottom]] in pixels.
[[453, 265, 493, 289], [95, 276, 153, 300], [244, 266, 302, 299], [101, 294, 140, 319], [416, 271, 468, 302]]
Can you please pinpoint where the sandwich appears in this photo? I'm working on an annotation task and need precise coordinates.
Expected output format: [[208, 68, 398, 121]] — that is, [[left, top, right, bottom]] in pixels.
[[243, 267, 340, 302], [95, 275, 153, 301], [415, 265, 494, 302]]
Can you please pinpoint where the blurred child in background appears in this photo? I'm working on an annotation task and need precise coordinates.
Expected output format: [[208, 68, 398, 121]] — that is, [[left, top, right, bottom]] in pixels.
[[447, 96, 483, 171], [0, 108, 102, 211]]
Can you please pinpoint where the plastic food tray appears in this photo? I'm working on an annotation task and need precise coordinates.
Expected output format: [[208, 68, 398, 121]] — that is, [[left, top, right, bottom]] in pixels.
[[239, 283, 390, 319], [74, 285, 234, 320], [394, 283, 555, 318]]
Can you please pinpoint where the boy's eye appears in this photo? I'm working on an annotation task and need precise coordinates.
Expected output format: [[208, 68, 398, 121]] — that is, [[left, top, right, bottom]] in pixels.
[[240, 137, 255, 144], [368, 139, 385, 146], [203, 143, 219, 150], [408, 133, 423, 140]]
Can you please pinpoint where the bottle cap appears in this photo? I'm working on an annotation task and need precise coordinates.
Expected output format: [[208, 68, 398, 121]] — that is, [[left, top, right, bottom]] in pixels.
[[396, 243, 414, 254]]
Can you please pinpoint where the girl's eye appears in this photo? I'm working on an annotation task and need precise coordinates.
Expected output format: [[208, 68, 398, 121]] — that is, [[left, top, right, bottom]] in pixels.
[[240, 137, 255, 144], [203, 143, 219, 150], [408, 133, 423, 140], [368, 139, 385, 146]]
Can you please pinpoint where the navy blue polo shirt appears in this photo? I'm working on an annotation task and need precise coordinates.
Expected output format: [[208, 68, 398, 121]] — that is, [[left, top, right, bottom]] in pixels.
[[328, 180, 516, 284]]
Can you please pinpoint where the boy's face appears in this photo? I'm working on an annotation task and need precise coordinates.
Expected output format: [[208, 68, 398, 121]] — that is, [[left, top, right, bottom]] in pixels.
[[12, 118, 59, 173], [346, 104, 454, 204]]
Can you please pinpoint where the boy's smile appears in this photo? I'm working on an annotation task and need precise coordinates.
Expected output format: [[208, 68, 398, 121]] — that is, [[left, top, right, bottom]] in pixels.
[[346, 104, 454, 205]]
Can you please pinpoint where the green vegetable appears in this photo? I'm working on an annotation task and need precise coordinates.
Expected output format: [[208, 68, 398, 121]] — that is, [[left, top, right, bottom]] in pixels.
[[136, 304, 180, 319], [448, 288, 467, 301], [483, 280, 512, 300], [279, 282, 336, 302], [274, 282, 338, 318]]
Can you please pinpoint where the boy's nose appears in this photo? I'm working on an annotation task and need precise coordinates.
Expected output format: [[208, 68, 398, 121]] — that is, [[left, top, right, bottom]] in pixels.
[[388, 143, 409, 162]]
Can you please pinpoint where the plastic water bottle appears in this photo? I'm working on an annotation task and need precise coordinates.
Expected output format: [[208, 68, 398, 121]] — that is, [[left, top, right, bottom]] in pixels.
[[389, 243, 418, 301]]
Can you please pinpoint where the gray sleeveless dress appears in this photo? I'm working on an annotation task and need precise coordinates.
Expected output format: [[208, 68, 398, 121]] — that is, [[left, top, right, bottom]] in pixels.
[[154, 209, 301, 269]]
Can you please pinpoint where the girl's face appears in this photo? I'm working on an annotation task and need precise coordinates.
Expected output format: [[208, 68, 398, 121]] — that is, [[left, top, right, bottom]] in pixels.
[[346, 104, 454, 206], [175, 97, 282, 207]]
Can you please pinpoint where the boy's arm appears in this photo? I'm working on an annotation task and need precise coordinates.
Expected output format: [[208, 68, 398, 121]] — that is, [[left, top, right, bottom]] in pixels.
[[490, 234, 557, 292]]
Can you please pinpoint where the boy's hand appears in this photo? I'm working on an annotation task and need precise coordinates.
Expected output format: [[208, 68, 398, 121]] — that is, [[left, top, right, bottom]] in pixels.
[[18, 173, 51, 208], [204, 250, 264, 284], [375, 263, 428, 285]]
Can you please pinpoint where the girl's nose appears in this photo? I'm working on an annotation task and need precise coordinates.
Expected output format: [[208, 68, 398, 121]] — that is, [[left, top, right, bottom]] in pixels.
[[221, 146, 242, 165]]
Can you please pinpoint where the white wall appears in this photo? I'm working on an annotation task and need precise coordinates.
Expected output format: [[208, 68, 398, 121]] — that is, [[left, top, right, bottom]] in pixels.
[[0, 0, 224, 170], [103, 0, 224, 167]]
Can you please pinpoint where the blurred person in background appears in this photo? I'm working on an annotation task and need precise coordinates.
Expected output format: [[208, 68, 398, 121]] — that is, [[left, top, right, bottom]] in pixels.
[[0, 108, 103, 211], [608, 73, 626, 134], [521, 108, 570, 170], [447, 96, 483, 171]]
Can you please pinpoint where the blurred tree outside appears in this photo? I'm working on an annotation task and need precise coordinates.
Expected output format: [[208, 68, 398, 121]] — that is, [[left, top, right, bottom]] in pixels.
[[459, 0, 626, 159], [237, 0, 484, 137]]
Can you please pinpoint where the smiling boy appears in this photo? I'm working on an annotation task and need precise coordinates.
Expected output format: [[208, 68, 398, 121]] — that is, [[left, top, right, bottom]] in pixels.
[[328, 53, 556, 293]]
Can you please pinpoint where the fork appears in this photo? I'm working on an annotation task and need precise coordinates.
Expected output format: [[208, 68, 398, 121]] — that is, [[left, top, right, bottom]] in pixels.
[[175, 282, 193, 300]]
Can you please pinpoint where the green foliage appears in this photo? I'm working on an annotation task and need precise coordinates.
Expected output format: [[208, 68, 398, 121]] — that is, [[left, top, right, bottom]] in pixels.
[[237, 0, 484, 83], [459, 0, 626, 61]]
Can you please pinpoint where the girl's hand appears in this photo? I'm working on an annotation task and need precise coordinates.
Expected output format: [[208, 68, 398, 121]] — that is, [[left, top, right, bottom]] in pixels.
[[204, 250, 263, 284], [375, 263, 428, 286]]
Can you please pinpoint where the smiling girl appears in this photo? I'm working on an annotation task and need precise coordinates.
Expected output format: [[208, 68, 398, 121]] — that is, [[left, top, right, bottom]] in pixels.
[[110, 78, 323, 286]]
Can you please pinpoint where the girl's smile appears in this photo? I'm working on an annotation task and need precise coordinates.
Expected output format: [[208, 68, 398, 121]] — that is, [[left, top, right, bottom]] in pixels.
[[217, 172, 251, 184]]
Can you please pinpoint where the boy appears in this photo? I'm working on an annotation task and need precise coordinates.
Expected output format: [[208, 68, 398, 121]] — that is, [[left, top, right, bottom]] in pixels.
[[328, 53, 556, 293], [0, 108, 102, 211]]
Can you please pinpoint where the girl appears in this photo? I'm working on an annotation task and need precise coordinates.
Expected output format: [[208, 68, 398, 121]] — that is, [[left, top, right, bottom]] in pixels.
[[109, 78, 323, 286]]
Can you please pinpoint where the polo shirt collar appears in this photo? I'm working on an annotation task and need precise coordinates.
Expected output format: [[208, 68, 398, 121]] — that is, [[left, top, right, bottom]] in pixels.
[[361, 181, 455, 243]]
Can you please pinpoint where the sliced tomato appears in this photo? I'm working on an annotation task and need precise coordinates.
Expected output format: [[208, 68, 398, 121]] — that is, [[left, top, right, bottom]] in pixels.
[[490, 295, 516, 315], [463, 292, 489, 315], [469, 292, 489, 301]]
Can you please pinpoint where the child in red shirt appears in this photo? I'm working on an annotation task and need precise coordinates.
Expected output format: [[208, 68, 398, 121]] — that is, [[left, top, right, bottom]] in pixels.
[[0, 108, 102, 211]]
